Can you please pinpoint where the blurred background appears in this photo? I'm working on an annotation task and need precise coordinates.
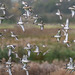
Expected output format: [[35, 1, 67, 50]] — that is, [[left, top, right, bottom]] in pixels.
[[0, 0, 75, 24]]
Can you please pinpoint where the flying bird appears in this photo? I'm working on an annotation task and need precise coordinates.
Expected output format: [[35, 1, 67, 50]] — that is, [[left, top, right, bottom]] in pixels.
[[56, 9, 62, 20], [69, 6, 75, 17], [33, 14, 38, 24], [61, 19, 69, 32], [37, 21, 45, 30], [63, 33, 70, 47], [65, 57, 75, 73], [53, 29, 61, 42], [17, 17, 25, 32], [33, 45, 41, 55], [10, 31, 18, 40]]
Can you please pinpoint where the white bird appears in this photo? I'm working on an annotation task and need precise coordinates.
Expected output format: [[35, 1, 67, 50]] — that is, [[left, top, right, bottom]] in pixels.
[[64, 19, 69, 32], [56, 9, 62, 20], [6, 57, 12, 75], [8, 49, 12, 57], [17, 17, 24, 25], [7, 45, 16, 57], [24, 47, 31, 57], [10, 31, 18, 40], [63, 33, 70, 47], [53, 29, 61, 42], [17, 17, 25, 32], [27, 43, 31, 48], [63, 33, 68, 43], [69, 6, 75, 17], [23, 3, 32, 18], [22, 55, 30, 75], [34, 46, 40, 55], [22, 55, 30, 64], [62, 19, 69, 32], [24, 43, 32, 57], [7, 45, 16, 49], [33, 15, 38, 24], [37, 21, 45, 30], [0, 4, 5, 10], [65, 57, 75, 73]]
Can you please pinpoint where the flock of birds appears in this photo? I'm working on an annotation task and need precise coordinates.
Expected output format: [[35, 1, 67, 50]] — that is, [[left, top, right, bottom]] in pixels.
[[0, 1, 47, 75], [54, 0, 75, 47], [0, 0, 75, 75], [55, 0, 75, 73]]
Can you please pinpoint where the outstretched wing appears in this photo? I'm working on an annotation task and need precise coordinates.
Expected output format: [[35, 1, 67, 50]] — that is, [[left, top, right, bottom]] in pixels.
[[65, 19, 69, 27], [20, 25, 25, 31], [71, 10, 75, 17]]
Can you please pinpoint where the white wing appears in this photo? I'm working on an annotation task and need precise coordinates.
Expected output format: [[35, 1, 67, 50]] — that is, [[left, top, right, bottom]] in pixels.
[[38, 23, 42, 26], [57, 37, 60, 41], [65, 19, 69, 27], [19, 17, 22, 22], [70, 57, 73, 63], [28, 50, 31, 57], [15, 36, 18, 40], [60, 0, 63, 2], [26, 10, 30, 17], [35, 46, 39, 52], [65, 33, 68, 41], [8, 49, 12, 56], [59, 15, 62, 20], [62, 30, 66, 36], [56, 9, 60, 15], [20, 25, 25, 31], [71, 10, 75, 17], [8, 69, 12, 75], [26, 70, 29, 75], [17, 17, 23, 25], [27, 43, 31, 48], [15, 53, 19, 58], [22, 1, 25, 5], [2, 10, 5, 15]]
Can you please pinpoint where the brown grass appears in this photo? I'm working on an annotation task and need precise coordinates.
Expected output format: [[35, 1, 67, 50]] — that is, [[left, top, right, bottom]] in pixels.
[[0, 24, 75, 75], [0, 61, 75, 75]]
